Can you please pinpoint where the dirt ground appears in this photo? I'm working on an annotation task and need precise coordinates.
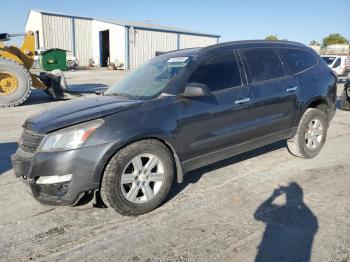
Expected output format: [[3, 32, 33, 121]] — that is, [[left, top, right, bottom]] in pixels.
[[0, 69, 349, 262]]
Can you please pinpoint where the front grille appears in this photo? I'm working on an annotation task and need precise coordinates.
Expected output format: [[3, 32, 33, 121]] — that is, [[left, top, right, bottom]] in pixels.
[[19, 129, 45, 153]]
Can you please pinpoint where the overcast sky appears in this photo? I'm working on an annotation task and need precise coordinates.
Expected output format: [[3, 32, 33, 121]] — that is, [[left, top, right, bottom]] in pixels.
[[1, 0, 349, 46]]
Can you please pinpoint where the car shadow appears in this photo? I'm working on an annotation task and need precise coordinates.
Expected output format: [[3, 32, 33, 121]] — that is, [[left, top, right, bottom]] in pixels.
[[22, 84, 108, 106], [0, 142, 18, 175], [254, 182, 318, 262], [166, 140, 286, 202]]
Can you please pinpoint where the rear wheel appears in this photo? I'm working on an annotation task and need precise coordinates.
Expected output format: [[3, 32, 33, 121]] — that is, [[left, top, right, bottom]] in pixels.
[[0, 58, 31, 107], [287, 108, 328, 158], [101, 139, 175, 216]]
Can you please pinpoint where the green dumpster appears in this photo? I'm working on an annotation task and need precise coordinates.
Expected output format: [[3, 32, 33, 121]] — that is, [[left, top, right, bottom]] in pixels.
[[39, 48, 67, 71]]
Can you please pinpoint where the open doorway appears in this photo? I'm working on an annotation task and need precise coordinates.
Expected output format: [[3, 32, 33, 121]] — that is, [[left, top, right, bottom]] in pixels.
[[99, 30, 110, 67]]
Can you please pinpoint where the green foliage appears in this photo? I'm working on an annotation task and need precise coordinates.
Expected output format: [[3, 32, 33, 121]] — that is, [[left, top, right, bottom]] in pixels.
[[323, 34, 349, 46], [265, 35, 279, 41]]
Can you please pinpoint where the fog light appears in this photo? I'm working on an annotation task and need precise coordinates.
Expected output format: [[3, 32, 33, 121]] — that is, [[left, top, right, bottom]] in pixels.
[[36, 174, 72, 184]]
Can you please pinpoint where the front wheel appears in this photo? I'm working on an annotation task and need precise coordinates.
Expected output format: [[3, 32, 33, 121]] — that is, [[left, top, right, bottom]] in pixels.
[[101, 139, 175, 216], [287, 108, 328, 159]]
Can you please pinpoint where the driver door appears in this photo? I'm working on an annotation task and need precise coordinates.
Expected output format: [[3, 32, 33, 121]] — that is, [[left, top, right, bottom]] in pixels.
[[175, 51, 255, 171]]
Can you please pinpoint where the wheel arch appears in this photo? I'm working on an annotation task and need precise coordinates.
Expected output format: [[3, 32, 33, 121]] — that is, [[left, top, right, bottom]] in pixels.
[[97, 135, 184, 190], [303, 96, 330, 115]]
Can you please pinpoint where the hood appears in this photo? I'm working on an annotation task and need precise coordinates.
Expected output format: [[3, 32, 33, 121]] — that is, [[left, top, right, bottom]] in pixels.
[[24, 95, 142, 133]]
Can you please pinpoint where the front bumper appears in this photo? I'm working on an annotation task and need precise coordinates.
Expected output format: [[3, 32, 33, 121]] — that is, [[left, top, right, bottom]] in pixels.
[[11, 144, 110, 205]]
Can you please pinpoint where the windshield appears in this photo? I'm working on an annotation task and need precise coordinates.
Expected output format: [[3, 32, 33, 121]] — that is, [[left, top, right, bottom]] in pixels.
[[104, 56, 191, 99], [322, 56, 336, 65]]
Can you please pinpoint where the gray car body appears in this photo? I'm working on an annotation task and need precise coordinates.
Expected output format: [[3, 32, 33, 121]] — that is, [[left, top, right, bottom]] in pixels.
[[12, 40, 337, 205]]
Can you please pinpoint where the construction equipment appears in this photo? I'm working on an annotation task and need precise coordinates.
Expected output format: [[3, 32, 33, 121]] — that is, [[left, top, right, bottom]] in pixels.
[[0, 31, 71, 107]]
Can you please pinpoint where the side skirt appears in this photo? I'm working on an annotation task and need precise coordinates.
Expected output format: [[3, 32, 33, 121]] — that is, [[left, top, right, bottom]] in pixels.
[[182, 128, 296, 174]]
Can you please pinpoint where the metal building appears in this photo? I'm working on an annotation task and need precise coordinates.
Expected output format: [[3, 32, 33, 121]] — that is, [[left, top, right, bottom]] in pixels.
[[25, 10, 220, 69]]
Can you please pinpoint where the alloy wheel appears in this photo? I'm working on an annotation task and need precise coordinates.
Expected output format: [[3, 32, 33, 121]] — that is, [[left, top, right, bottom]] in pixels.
[[120, 153, 165, 203], [305, 118, 324, 150]]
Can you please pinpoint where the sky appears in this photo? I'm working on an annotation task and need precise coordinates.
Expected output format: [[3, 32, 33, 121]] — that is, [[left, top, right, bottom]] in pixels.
[[1, 0, 349, 46]]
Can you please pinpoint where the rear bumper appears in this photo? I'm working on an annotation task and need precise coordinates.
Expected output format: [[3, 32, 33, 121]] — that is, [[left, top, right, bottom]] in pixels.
[[11, 144, 109, 205]]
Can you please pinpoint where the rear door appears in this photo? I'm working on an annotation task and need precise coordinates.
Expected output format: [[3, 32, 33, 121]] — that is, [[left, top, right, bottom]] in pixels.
[[239, 47, 301, 140], [176, 51, 255, 168]]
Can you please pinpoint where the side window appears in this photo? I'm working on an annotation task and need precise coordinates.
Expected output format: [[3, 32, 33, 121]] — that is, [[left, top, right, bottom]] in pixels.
[[239, 48, 285, 83], [189, 52, 242, 92], [278, 48, 318, 74], [332, 58, 341, 68]]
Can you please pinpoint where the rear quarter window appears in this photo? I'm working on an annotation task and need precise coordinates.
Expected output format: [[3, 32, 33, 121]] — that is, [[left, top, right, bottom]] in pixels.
[[278, 48, 318, 74]]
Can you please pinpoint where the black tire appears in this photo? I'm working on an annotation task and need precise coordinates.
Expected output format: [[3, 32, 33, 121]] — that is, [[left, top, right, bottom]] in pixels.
[[287, 108, 328, 159], [67, 60, 76, 70], [101, 139, 175, 216], [340, 87, 350, 111], [0, 58, 31, 107]]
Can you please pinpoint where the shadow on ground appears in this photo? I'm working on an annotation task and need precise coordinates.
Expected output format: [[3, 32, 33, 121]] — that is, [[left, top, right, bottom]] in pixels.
[[254, 182, 318, 262], [167, 140, 286, 202], [0, 142, 18, 175], [23, 84, 108, 106]]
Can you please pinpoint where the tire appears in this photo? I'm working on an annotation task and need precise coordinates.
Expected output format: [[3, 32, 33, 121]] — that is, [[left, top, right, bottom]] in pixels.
[[287, 108, 328, 159], [101, 139, 175, 216], [0, 58, 31, 107], [67, 60, 76, 70], [340, 87, 350, 111]]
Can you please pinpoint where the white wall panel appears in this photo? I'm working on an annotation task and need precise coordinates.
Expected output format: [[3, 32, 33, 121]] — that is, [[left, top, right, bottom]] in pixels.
[[92, 20, 126, 67], [129, 29, 177, 69], [179, 34, 217, 49], [74, 18, 92, 66], [42, 14, 73, 52], [25, 10, 44, 49]]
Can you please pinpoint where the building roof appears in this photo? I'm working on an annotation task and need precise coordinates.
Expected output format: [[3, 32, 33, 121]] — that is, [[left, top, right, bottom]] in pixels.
[[30, 9, 220, 38]]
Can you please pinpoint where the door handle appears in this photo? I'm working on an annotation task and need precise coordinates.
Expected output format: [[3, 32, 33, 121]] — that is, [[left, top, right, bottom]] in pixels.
[[286, 86, 298, 92], [235, 98, 250, 104]]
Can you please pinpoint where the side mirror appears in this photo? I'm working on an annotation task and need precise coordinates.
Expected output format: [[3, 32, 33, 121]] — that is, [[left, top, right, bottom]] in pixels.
[[180, 83, 211, 98]]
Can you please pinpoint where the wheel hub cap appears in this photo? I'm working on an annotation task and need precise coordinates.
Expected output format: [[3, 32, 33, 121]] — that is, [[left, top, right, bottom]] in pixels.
[[305, 118, 323, 150], [0, 71, 18, 95], [120, 153, 165, 204]]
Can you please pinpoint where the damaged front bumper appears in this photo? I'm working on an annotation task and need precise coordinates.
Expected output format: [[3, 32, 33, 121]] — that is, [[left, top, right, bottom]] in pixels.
[[11, 145, 107, 205]]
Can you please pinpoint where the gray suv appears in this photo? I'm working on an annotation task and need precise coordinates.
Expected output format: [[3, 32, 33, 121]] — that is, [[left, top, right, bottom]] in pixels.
[[12, 40, 337, 216]]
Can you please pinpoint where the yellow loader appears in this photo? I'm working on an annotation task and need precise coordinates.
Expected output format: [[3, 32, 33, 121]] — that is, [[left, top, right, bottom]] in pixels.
[[0, 31, 71, 107]]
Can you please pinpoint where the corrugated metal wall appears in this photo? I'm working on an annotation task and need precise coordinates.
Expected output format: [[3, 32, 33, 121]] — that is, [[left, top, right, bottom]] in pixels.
[[42, 14, 73, 51], [129, 29, 178, 69], [42, 14, 93, 66], [179, 34, 217, 49], [74, 18, 93, 66]]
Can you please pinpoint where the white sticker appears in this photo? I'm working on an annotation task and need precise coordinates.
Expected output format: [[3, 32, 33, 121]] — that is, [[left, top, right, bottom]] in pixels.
[[167, 57, 189, 63]]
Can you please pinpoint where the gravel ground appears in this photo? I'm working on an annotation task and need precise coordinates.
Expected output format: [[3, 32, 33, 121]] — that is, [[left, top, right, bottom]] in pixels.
[[0, 69, 349, 262]]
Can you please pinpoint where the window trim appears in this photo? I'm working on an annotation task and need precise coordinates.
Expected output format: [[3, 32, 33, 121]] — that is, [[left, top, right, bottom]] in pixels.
[[276, 47, 320, 75], [187, 50, 245, 94], [238, 47, 287, 84]]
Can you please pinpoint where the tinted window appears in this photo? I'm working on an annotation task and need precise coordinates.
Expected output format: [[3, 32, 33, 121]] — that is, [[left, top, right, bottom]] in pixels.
[[279, 48, 318, 74], [240, 48, 285, 83], [322, 56, 336, 65], [332, 58, 341, 68], [189, 52, 242, 92]]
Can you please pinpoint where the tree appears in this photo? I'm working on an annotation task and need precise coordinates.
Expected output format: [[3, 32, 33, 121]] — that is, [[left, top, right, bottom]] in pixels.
[[323, 34, 349, 46], [265, 35, 279, 41], [309, 40, 320, 46]]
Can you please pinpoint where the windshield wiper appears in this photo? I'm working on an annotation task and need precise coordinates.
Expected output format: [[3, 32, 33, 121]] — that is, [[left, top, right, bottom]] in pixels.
[[105, 92, 137, 100]]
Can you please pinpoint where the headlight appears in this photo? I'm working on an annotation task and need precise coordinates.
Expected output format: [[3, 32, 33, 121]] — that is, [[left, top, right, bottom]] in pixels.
[[39, 119, 104, 152]]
